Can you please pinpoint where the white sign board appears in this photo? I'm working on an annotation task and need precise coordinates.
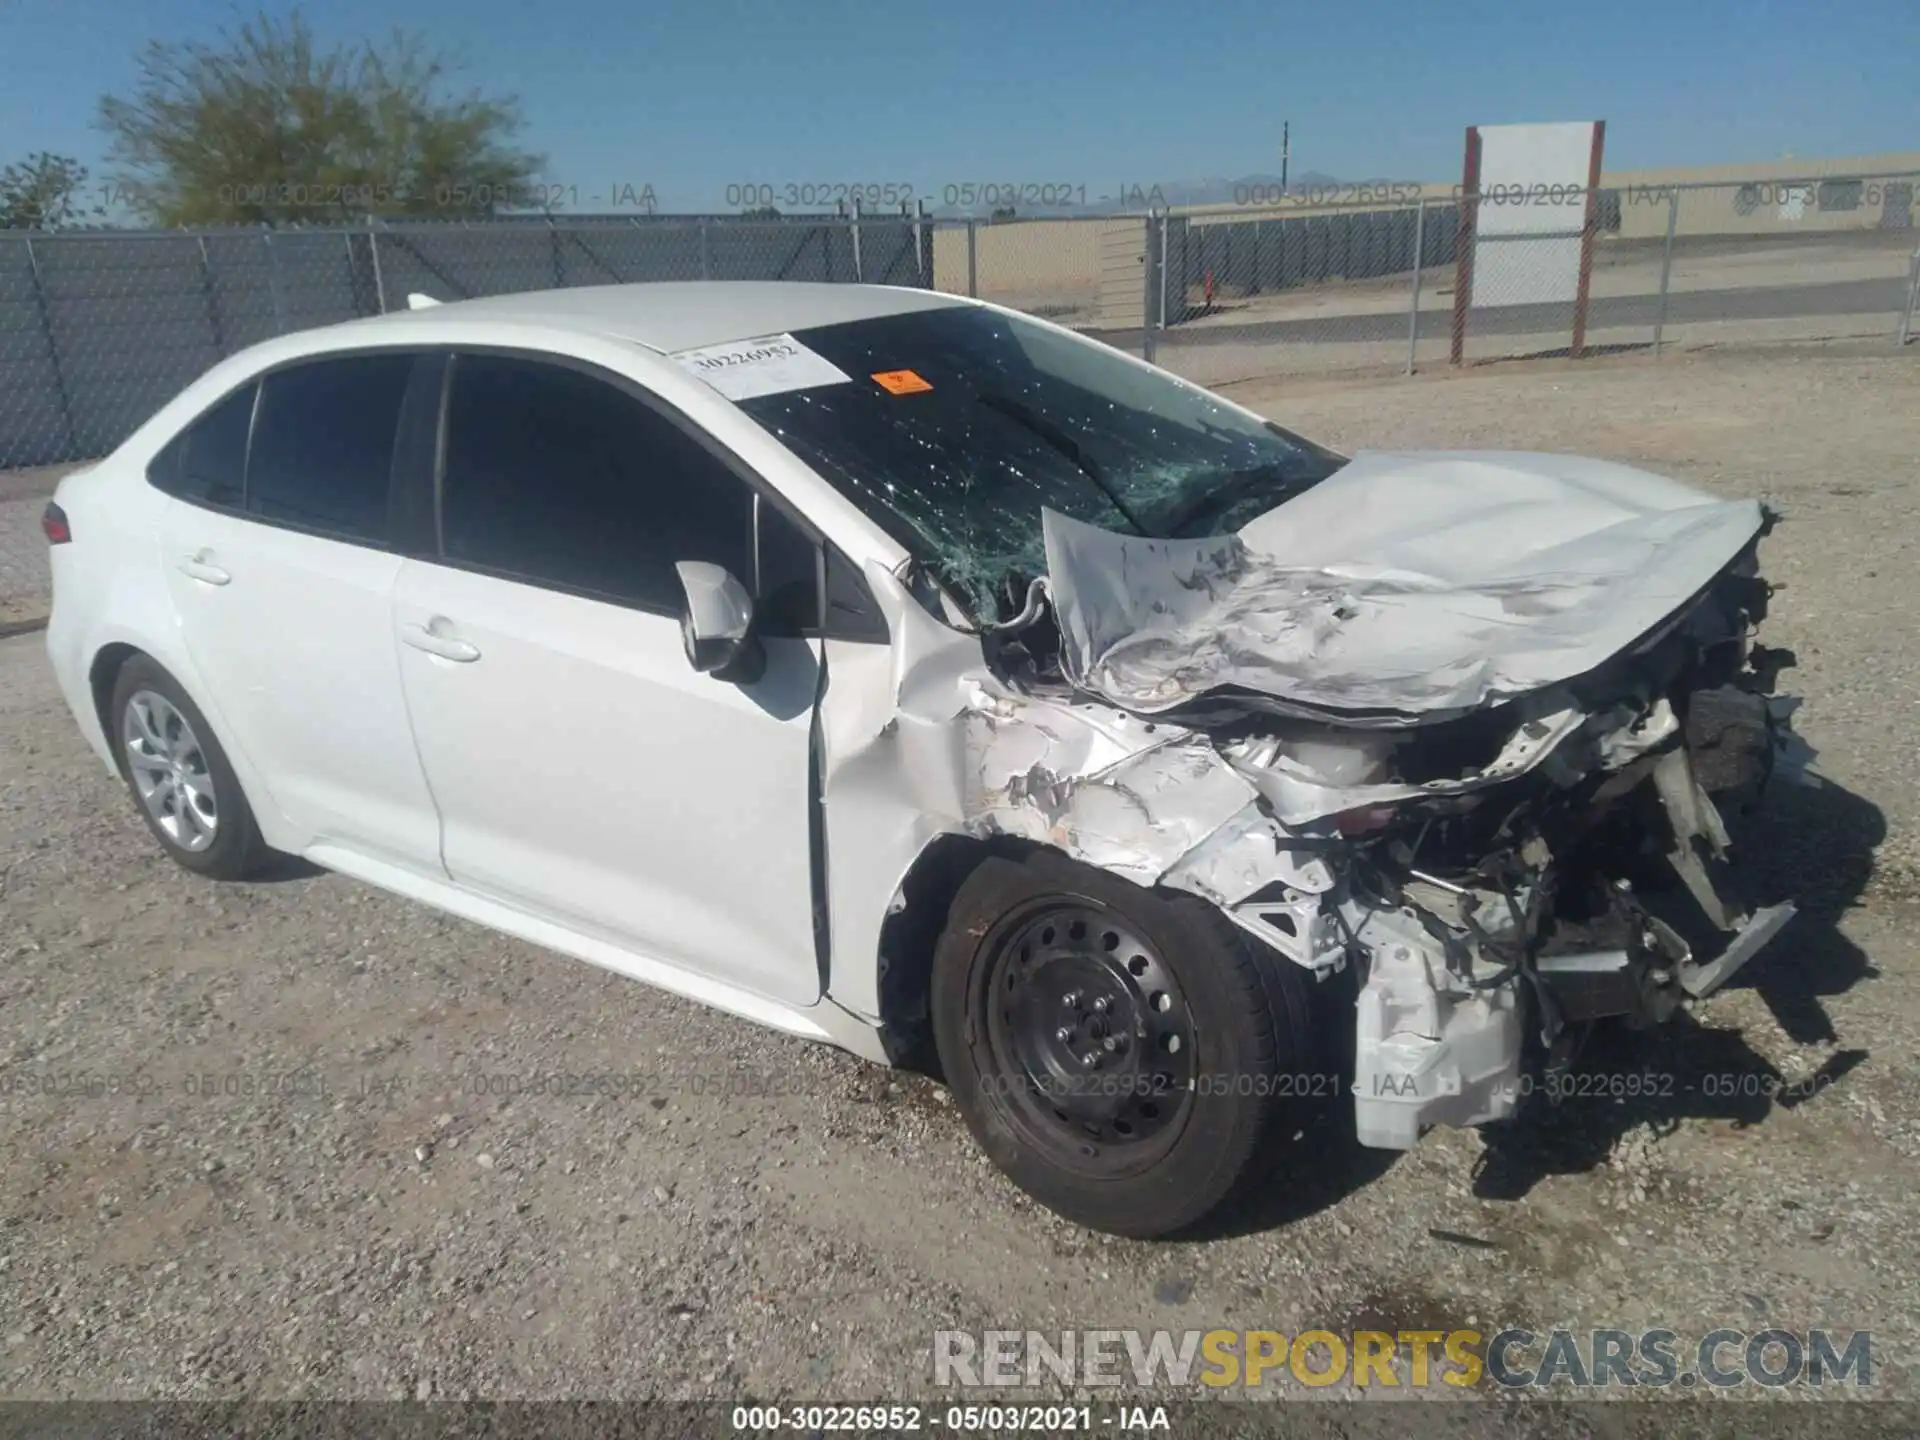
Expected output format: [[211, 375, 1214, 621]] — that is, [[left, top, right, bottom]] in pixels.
[[669, 334, 852, 401], [1469, 121, 1603, 309]]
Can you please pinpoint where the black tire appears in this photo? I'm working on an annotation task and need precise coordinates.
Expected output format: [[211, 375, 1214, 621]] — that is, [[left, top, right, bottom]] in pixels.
[[931, 850, 1316, 1238], [109, 655, 271, 880]]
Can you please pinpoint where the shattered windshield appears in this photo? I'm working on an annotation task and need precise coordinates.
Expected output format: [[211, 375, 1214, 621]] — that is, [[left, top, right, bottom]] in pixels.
[[732, 306, 1345, 621]]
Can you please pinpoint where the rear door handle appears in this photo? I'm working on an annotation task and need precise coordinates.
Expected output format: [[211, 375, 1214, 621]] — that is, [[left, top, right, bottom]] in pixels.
[[400, 620, 481, 663], [178, 552, 231, 586]]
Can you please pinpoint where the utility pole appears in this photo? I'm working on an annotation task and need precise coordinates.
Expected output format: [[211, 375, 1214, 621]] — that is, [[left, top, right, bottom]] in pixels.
[[1281, 121, 1290, 194]]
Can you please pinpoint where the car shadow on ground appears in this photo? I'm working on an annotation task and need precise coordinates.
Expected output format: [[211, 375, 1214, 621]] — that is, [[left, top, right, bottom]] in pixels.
[[1192, 772, 1885, 1232], [243, 853, 326, 883], [1470, 770, 1883, 1203]]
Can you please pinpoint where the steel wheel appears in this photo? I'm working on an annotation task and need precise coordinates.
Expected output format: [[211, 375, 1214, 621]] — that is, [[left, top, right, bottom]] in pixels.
[[979, 897, 1198, 1174], [935, 852, 1319, 1236], [123, 688, 219, 853]]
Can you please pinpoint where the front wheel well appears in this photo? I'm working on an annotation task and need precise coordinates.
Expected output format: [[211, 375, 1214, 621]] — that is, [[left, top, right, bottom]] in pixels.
[[88, 643, 144, 769], [874, 834, 1052, 1069]]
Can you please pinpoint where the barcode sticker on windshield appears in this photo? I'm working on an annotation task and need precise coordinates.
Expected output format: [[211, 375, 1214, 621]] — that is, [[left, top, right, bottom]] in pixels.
[[669, 334, 852, 401]]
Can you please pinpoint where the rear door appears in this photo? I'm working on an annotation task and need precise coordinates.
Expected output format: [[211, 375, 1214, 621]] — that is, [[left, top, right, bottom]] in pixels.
[[157, 351, 445, 872], [391, 351, 826, 1006]]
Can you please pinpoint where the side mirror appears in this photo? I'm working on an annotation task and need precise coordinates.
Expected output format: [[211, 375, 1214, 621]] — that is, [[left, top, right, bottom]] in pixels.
[[674, 561, 765, 684]]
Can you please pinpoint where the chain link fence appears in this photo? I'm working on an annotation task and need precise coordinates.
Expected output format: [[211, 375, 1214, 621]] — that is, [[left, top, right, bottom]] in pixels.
[[1145, 174, 1920, 384], [0, 477, 53, 630], [0, 216, 932, 471], [3, 179, 1917, 624]]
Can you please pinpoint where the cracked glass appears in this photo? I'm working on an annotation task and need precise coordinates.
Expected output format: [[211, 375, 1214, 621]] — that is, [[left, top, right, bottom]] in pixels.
[[733, 306, 1344, 621]]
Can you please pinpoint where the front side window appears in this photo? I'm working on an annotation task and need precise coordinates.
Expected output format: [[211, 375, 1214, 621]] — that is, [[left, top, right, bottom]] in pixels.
[[438, 354, 754, 613], [247, 354, 414, 542], [732, 306, 1345, 620]]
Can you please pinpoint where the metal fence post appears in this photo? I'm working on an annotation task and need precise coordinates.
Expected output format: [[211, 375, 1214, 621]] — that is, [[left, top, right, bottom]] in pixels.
[[368, 222, 388, 314], [913, 199, 927, 288], [850, 198, 864, 282], [22, 235, 80, 460], [262, 227, 287, 334], [1157, 212, 1170, 334], [194, 234, 227, 356], [1141, 211, 1160, 365], [1897, 242, 1920, 347], [1405, 200, 1427, 375], [1652, 188, 1679, 357], [965, 219, 978, 298], [698, 218, 711, 280]]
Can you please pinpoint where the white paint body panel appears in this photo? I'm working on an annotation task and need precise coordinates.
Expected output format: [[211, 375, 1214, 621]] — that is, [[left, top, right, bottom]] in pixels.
[[159, 501, 442, 868], [391, 560, 825, 1008], [1046, 449, 1764, 724]]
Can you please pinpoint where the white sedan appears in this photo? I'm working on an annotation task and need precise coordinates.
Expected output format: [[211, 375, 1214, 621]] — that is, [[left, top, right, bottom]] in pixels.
[[44, 281, 1804, 1236]]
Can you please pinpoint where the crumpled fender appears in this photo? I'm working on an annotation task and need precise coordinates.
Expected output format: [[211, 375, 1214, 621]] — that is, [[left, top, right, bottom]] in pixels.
[[815, 563, 1335, 1024]]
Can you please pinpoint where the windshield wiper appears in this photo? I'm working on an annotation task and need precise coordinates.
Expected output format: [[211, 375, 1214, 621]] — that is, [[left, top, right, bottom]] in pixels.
[[974, 391, 1147, 534]]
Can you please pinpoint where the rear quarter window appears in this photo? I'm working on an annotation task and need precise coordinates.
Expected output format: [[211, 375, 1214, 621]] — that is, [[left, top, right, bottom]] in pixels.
[[146, 383, 255, 508]]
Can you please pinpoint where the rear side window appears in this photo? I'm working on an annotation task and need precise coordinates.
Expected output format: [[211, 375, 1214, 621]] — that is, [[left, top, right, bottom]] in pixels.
[[247, 354, 414, 542], [149, 383, 254, 507], [439, 354, 752, 612]]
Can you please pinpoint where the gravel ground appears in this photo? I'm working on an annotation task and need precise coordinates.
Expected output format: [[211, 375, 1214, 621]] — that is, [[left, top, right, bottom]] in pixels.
[[1, 347, 1917, 1407]]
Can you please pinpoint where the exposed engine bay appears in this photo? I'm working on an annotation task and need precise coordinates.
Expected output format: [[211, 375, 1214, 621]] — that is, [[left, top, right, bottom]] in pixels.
[[833, 450, 1814, 1151]]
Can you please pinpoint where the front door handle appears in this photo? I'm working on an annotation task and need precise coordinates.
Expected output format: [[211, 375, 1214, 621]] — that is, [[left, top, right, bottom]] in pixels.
[[178, 552, 231, 586], [400, 620, 481, 663]]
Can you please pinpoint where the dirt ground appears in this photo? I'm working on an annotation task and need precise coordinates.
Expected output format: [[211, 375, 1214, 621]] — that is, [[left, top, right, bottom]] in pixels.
[[1, 347, 1917, 1408]]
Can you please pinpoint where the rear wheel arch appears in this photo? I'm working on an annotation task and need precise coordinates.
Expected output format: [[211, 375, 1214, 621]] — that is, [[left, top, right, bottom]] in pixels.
[[104, 652, 277, 878], [89, 644, 285, 852], [89, 643, 144, 773]]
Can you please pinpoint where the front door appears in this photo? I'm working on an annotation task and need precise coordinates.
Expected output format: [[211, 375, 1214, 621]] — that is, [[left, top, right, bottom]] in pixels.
[[391, 352, 823, 1007]]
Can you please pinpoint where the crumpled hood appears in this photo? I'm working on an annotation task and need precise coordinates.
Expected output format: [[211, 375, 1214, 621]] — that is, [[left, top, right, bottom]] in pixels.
[[1043, 449, 1767, 725]]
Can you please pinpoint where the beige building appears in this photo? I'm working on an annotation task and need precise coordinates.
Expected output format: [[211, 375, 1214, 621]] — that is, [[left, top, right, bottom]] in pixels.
[[1172, 151, 1920, 239], [1600, 152, 1919, 238]]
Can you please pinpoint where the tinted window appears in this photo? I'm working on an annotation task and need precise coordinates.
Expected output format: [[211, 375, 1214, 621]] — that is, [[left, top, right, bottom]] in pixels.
[[149, 383, 254, 506], [247, 354, 413, 542], [755, 496, 819, 634], [440, 355, 751, 611]]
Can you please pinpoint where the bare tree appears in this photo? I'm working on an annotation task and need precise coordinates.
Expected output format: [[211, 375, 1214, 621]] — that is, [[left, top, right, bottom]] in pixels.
[[97, 10, 544, 225]]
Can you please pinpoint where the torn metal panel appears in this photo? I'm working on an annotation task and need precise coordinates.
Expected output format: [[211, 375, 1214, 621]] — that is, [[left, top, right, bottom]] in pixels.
[[965, 707, 1260, 885], [817, 563, 1338, 1021], [1045, 451, 1769, 724], [813, 564, 988, 1023], [1222, 703, 1591, 828]]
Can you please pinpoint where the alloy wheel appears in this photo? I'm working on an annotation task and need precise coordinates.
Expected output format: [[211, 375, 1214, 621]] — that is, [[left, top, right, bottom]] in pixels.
[[123, 689, 219, 852]]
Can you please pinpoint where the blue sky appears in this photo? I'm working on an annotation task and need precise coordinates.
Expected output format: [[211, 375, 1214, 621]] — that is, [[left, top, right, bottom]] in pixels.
[[4, 0, 1914, 212]]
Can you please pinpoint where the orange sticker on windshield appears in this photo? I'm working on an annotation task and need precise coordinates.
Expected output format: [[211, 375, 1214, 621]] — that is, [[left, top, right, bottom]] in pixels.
[[871, 369, 933, 395]]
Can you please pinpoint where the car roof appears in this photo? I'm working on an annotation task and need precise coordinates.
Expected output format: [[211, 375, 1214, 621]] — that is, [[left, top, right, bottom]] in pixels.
[[332, 280, 971, 353]]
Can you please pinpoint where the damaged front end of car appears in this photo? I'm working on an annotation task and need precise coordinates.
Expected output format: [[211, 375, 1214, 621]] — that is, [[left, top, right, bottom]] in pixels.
[[830, 450, 1814, 1152]]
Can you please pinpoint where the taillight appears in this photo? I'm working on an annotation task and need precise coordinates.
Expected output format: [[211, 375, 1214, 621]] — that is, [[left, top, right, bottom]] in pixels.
[[41, 501, 71, 545]]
